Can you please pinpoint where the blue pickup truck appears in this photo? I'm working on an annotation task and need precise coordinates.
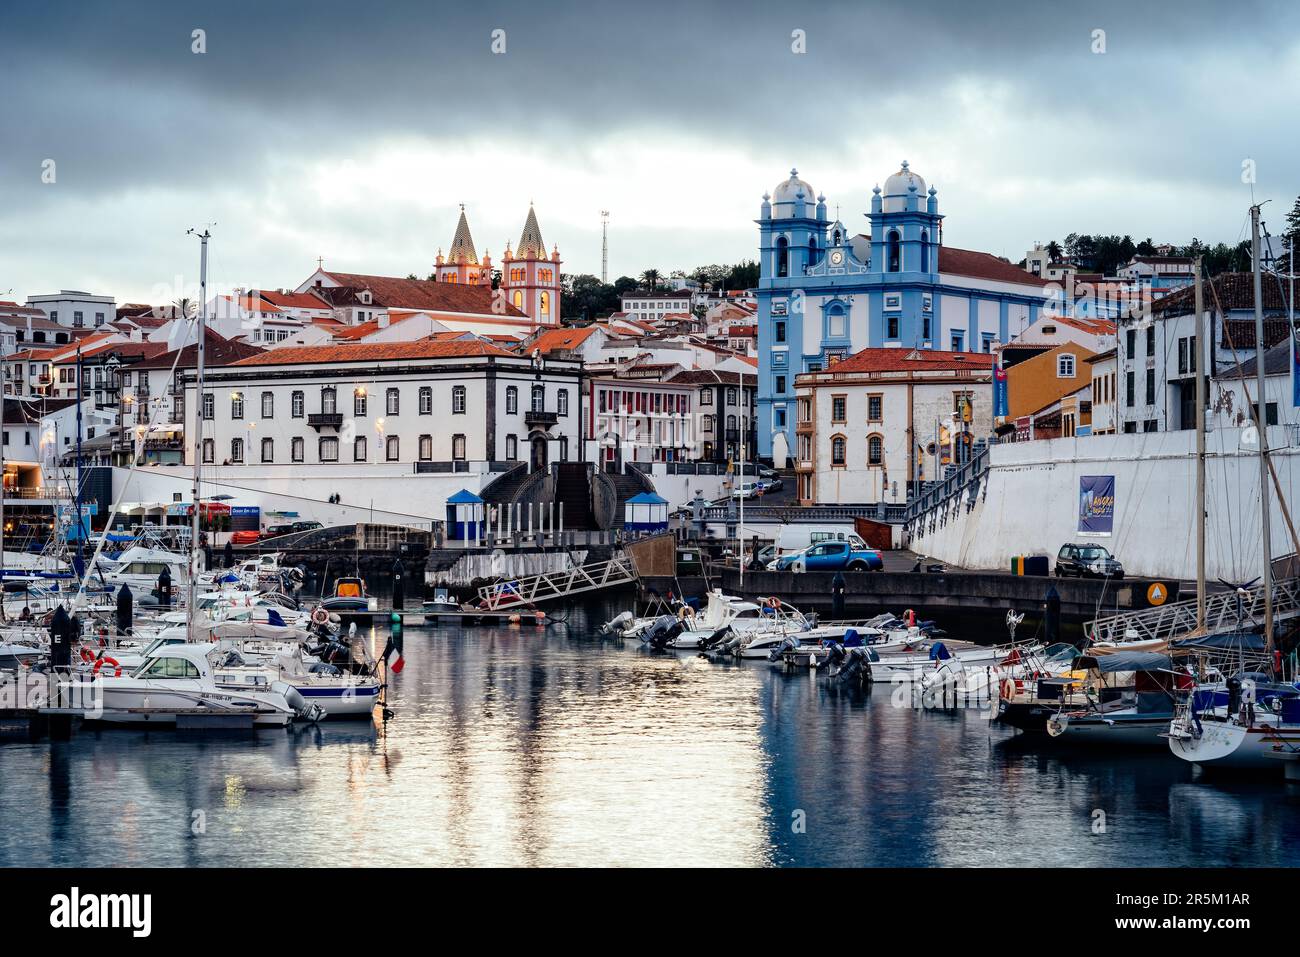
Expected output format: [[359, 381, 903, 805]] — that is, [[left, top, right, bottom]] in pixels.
[[774, 540, 884, 572]]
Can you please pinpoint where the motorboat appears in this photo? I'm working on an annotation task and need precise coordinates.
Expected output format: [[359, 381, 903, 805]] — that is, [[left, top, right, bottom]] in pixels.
[[69, 642, 322, 727], [0, 640, 44, 669], [423, 587, 460, 619], [320, 576, 371, 613], [1037, 650, 1190, 747], [95, 546, 199, 600]]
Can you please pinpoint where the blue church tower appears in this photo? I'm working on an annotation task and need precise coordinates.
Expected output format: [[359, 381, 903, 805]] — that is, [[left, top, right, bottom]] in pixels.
[[755, 161, 1047, 468]]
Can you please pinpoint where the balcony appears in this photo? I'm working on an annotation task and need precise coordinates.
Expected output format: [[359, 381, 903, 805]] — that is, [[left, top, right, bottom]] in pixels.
[[524, 409, 558, 427], [307, 412, 343, 431]]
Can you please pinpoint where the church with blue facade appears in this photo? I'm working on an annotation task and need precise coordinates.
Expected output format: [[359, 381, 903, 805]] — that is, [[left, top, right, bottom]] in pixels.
[[756, 161, 1052, 465]]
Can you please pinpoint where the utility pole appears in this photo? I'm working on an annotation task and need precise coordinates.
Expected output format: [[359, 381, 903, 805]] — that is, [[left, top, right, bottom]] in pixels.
[[1193, 257, 1206, 631], [187, 226, 210, 635], [600, 211, 610, 285], [1250, 205, 1274, 653]]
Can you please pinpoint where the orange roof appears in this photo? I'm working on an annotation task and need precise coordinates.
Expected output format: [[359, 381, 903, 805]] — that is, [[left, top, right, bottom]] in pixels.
[[319, 271, 529, 318], [531, 326, 600, 354], [820, 347, 992, 375], [260, 290, 330, 311], [938, 246, 1052, 287], [229, 339, 516, 366]]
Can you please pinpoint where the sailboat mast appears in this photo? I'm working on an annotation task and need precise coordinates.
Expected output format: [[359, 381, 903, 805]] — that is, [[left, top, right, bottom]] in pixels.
[[188, 228, 210, 636], [1193, 257, 1206, 631], [1249, 205, 1274, 653]]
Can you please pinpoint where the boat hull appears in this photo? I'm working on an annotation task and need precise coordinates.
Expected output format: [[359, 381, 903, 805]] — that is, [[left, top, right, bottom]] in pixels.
[[1168, 719, 1300, 770]]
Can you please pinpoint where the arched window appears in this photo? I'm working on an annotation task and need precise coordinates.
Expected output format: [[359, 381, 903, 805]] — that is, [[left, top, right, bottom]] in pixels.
[[321, 387, 336, 414], [452, 385, 466, 413], [775, 236, 789, 278], [808, 236, 818, 266], [354, 390, 367, 417], [353, 436, 367, 462], [512, 290, 524, 310], [887, 230, 901, 272], [261, 437, 274, 462], [418, 386, 432, 414], [557, 389, 569, 416], [831, 434, 846, 466], [202, 438, 214, 464], [539, 292, 549, 316], [418, 434, 432, 461], [506, 385, 518, 414], [386, 436, 400, 461], [867, 434, 884, 466], [531, 385, 545, 412], [261, 391, 273, 418], [386, 388, 399, 415], [833, 228, 842, 245], [920, 229, 930, 272], [230, 438, 244, 463]]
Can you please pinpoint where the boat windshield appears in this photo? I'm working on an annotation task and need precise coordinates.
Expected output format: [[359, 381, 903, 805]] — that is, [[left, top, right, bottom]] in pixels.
[[337, 582, 362, 598]]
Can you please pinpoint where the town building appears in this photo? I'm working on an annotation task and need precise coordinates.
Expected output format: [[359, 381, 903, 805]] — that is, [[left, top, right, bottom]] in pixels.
[[25, 291, 116, 331], [756, 162, 1051, 466], [792, 348, 992, 505], [188, 339, 586, 478], [1085, 349, 1118, 435], [586, 376, 695, 468], [620, 289, 697, 324], [664, 368, 757, 466], [1002, 342, 1096, 440]]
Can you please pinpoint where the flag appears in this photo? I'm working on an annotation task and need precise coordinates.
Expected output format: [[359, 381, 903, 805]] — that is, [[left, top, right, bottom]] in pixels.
[[993, 355, 1009, 418], [382, 631, 405, 674]]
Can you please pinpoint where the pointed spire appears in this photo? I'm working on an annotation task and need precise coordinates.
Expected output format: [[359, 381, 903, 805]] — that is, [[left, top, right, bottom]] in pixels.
[[447, 206, 479, 265], [517, 204, 546, 259]]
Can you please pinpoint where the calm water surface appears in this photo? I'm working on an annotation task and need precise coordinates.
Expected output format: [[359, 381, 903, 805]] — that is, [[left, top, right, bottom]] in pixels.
[[2, 602, 1297, 867]]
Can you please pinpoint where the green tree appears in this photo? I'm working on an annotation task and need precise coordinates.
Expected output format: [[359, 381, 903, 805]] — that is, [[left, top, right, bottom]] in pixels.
[[640, 268, 661, 290]]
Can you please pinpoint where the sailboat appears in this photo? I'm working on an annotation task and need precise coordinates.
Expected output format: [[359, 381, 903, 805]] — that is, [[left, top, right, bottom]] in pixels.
[[1166, 208, 1300, 771]]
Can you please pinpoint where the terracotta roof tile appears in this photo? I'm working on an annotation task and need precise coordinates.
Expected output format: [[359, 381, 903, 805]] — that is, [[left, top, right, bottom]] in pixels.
[[319, 271, 528, 318], [230, 339, 516, 366], [815, 347, 994, 375]]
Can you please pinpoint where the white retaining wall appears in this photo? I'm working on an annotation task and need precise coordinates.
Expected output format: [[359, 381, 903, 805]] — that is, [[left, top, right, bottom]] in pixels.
[[910, 426, 1300, 582]]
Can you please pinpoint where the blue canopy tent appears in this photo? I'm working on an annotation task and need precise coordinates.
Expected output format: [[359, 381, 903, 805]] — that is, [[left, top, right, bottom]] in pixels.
[[446, 489, 485, 542], [623, 492, 669, 533]]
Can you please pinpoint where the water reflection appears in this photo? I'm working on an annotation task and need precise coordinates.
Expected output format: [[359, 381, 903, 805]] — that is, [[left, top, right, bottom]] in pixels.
[[2, 604, 1298, 867]]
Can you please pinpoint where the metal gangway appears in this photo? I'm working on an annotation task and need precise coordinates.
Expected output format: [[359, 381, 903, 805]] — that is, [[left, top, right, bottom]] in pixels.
[[476, 554, 637, 611], [1085, 576, 1300, 644]]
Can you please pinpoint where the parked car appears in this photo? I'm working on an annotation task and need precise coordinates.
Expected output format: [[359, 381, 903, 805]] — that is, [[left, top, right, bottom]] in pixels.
[[758, 476, 783, 493], [1054, 543, 1124, 579], [264, 524, 295, 538], [229, 530, 261, 546], [774, 540, 883, 572], [731, 482, 765, 500], [291, 521, 323, 533]]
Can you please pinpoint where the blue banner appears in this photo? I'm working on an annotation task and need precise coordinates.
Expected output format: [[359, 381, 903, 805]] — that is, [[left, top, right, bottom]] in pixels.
[[1078, 475, 1115, 536], [993, 357, 1009, 418]]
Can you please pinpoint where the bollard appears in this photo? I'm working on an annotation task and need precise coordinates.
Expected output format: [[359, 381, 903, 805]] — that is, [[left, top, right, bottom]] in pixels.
[[115, 583, 133, 637], [391, 559, 405, 611]]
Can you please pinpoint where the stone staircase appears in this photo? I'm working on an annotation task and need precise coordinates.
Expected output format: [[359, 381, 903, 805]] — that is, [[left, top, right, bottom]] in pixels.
[[554, 462, 594, 529]]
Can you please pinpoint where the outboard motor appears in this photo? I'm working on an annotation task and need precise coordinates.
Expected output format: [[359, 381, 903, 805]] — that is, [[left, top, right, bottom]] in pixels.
[[699, 625, 731, 651], [1226, 675, 1242, 716], [642, 614, 683, 652], [837, 646, 871, 685], [768, 636, 798, 662], [601, 610, 633, 637], [819, 641, 846, 672], [272, 680, 324, 723]]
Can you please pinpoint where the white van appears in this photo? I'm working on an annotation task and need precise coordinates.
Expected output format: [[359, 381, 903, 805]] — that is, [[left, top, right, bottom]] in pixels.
[[773, 525, 868, 556]]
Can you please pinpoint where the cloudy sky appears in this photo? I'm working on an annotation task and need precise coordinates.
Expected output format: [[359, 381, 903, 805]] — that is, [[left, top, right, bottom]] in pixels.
[[2, 0, 1298, 305]]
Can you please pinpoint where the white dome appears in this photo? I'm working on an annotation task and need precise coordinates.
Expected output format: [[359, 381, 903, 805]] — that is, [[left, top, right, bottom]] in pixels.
[[771, 168, 817, 218], [881, 160, 926, 213]]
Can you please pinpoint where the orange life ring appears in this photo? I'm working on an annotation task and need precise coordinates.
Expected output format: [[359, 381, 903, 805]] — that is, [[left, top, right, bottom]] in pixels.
[[93, 656, 122, 678], [1000, 677, 1017, 701]]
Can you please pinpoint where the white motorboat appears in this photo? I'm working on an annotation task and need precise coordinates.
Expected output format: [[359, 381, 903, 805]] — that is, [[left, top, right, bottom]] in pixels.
[[669, 591, 808, 651], [96, 546, 200, 599], [0, 640, 44, 669], [1167, 682, 1300, 770], [70, 642, 321, 727]]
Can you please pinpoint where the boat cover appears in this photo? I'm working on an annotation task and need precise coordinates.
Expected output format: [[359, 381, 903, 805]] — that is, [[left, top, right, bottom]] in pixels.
[[1076, 650, 1172, 673], [1169, 632, 1265, 652]]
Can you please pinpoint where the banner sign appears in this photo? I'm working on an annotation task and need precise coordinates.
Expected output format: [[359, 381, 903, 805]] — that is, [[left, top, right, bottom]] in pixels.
[[1078, 474, 1115, 536], [993, 359, 1009, 418]]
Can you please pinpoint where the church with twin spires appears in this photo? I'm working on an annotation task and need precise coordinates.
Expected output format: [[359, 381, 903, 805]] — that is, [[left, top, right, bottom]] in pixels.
[[434, 204, 562, 327]]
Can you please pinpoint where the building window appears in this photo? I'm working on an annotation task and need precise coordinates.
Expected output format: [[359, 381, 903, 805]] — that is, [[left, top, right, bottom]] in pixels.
[[831, 434, 846, 466], [231, 393, 244, 419], [261, 437, 274, 462], [202, 438, 214, 463], [321, 387, 336, 414], [202, 392, 214, 420], [261, 391, 274, 418], [703, 414, 714, 433], [559, 436, 569, 461], [452, 434, 466, 460], [887, 315, 900, 339], [320, 437, 339, 462], [867, 394, 883, 422], [1126, 328, 1136, 357], [1146, 326, 1155, 357], [831, 395, 847, 423], [699, 388, 712, 406], [291, 437, 304, 463], [354, 391, 367, 416], [291, 390, 304, 418], [776, 237, 788, 278], [452, 385, 466, 414], [867, 434, 884, 466], [775, 375, 786, 394], [230, 438, 244, 463], [775, 321, 786, 344], [726, 386, 738, 406], [557, 389, 569, 416], [920, 229, 930, 272], [827, 304, 847, 339], [1057, 354, 1076, 378], [386, 435, 400, 461], [506, 434, 517, 459], [505, 386, 517, 414], [419, 387, 432, 414], [386, 388, 400, 416], [887, 230, 901, 272], [951, 331, 964, 352], [1126, 371, 1135, 407], [1145, 368, 1155, 405], [531, 385, 544, 412], [353, 436, 367, 462], [418, 434, 432, 460], [1254, 402, 1280, 427]]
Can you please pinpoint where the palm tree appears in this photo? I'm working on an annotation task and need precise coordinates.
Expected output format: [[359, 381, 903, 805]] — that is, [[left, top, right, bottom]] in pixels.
[[640, 268, 660, 290], [1045, 240, 1062, 263]]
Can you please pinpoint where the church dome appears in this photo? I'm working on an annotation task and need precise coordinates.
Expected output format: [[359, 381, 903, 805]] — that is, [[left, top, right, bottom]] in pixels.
[[771, 168, 816, 218], [881, 160, 926, 213]]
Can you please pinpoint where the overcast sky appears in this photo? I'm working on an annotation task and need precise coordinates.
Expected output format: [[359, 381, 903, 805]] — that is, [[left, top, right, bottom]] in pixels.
[[2, 0, 1297, 304]]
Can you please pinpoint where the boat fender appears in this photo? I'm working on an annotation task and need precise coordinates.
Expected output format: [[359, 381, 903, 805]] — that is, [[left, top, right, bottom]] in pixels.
[[311, 607, 330, 626], [677, 605, 695, 622], [92, 656, 122, 678], [79, 646, 94, 664], [906, 609, 916, 627]]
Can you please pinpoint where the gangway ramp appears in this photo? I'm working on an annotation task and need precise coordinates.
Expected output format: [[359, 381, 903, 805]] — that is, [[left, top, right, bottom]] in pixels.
[[1085, 576, 1300, 644], [476, 554, 637, 610]]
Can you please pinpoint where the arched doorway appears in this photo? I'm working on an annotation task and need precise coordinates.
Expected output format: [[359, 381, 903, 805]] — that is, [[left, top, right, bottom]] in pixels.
[[530, 435, 548, 473]]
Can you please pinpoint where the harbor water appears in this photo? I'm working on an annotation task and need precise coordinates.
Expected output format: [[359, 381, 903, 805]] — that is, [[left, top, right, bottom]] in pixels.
[[2, 600, 1298, 867]]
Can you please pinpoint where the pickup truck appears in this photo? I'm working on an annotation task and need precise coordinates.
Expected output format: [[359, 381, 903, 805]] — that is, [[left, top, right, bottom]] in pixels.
[[774, 540, 883, 572]]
